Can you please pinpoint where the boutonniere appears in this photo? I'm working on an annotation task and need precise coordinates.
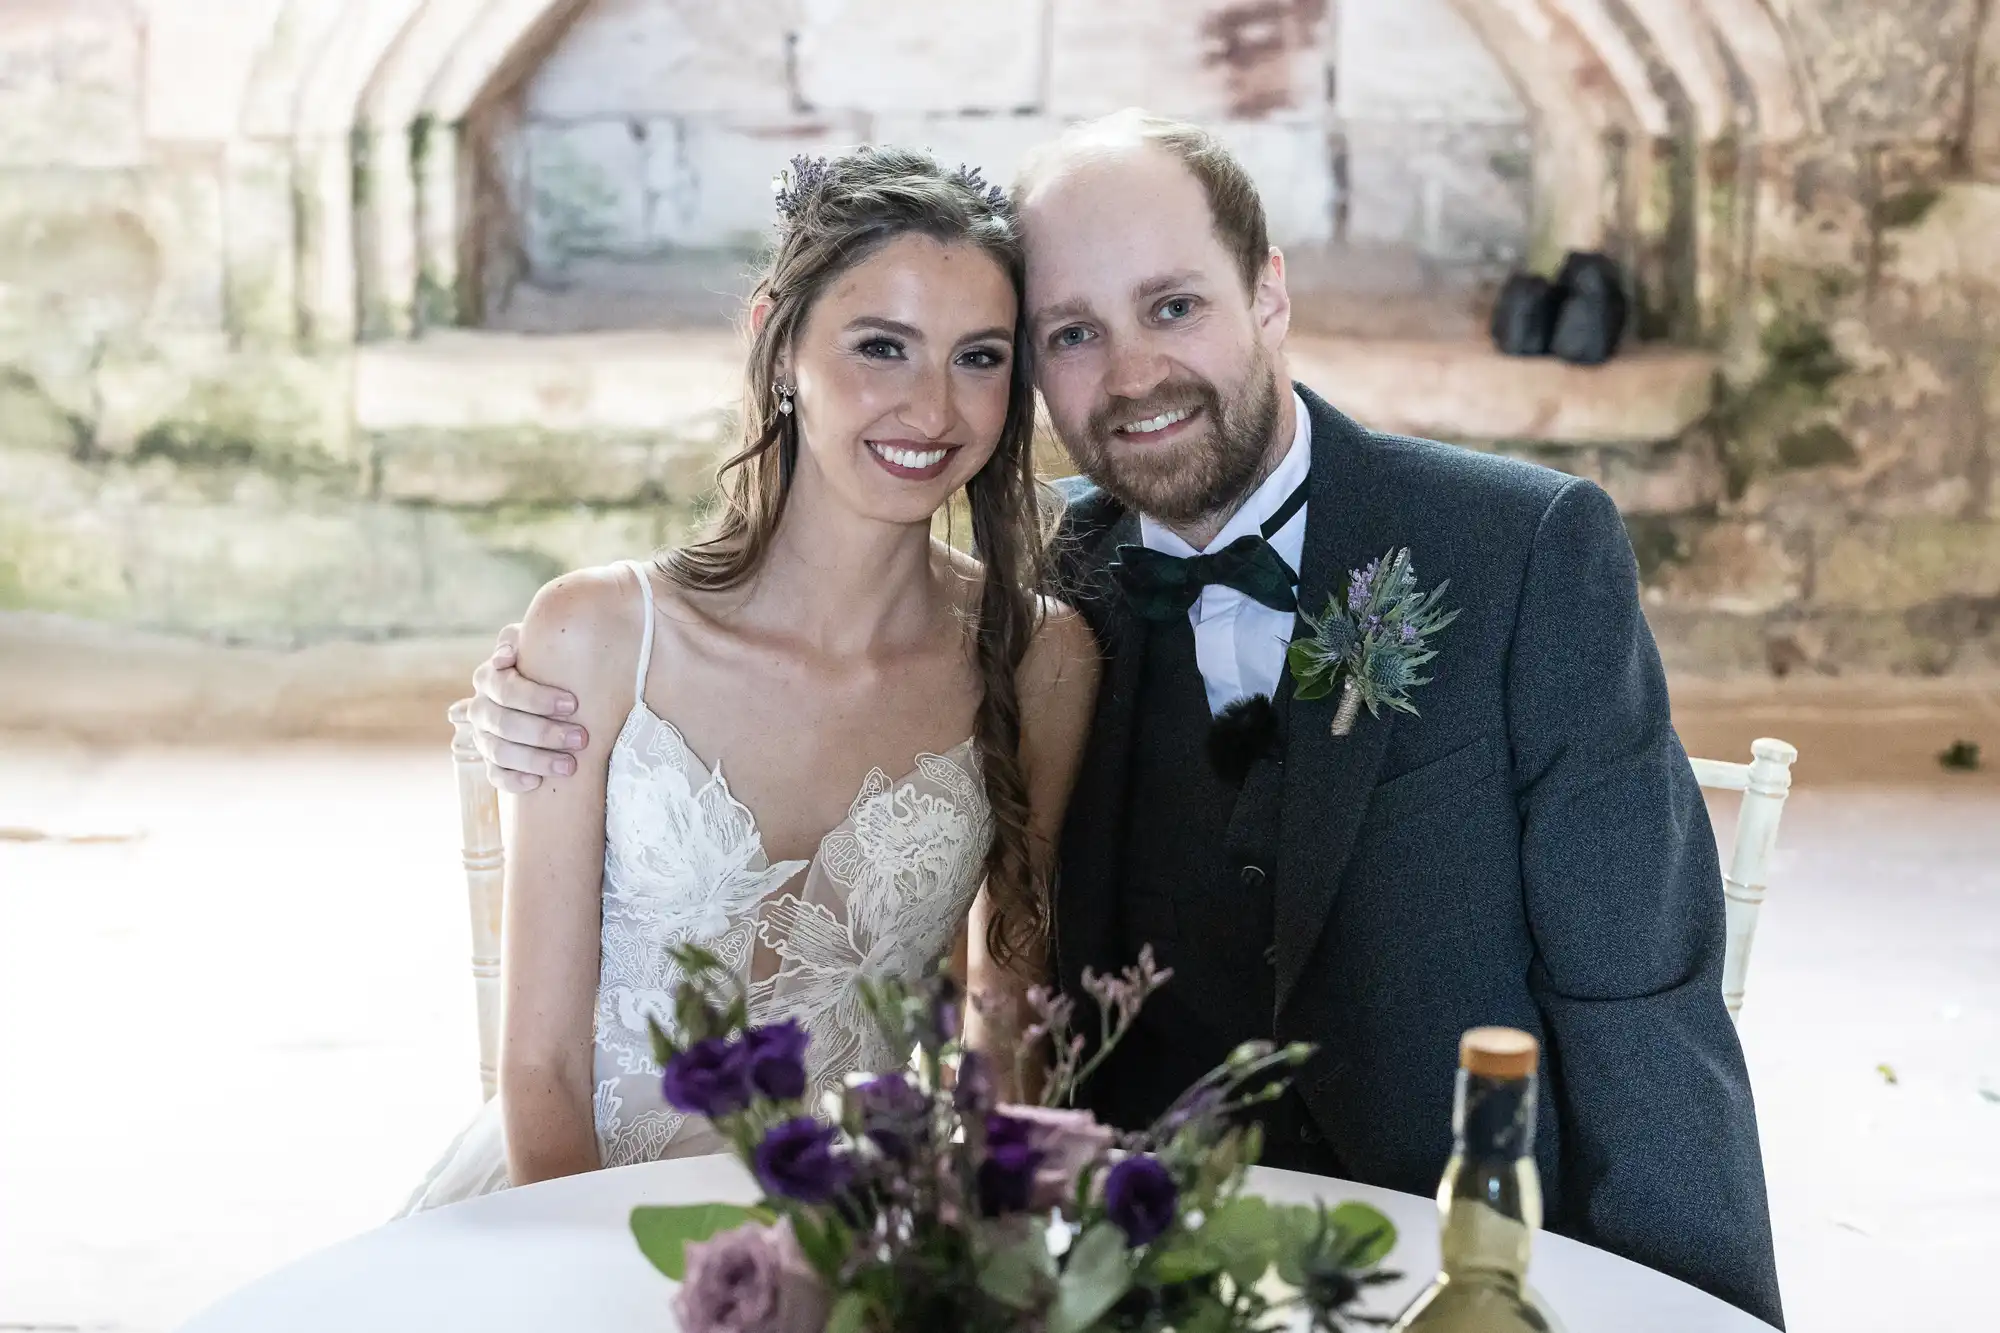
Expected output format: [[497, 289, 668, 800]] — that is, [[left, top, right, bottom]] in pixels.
[[1287, 549, 1460, 737]]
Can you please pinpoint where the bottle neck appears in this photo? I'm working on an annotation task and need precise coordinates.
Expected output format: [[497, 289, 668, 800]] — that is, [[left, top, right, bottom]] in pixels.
[[1436, 1071, 1539, 1280]]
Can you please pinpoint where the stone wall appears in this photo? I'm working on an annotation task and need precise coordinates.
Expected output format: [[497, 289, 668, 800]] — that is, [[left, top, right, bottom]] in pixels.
[[0, 0, 1996, 682], [492, 0, 1529, 332]]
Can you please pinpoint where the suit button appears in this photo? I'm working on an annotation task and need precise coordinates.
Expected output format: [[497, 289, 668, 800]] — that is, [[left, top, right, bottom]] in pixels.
[[1239, 864, 1267, 887], [1299, 1123, 1321, 1146]]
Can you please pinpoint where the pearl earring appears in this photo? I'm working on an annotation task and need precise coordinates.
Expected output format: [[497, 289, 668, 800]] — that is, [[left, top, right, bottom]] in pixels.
[[775, 381, 794, 416]]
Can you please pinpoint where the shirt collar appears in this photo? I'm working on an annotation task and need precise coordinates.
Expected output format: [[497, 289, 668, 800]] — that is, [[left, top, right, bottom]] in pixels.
[[1140, 389, 1312, 561]]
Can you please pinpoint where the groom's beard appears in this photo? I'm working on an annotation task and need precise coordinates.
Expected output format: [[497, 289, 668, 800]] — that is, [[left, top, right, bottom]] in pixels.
[[1065, 350, 1283, 530]]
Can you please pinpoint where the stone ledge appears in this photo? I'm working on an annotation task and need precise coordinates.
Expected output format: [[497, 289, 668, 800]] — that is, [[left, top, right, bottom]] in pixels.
[[357, 330, 741, 506], [354, 329, 742, 433], [1290, 336, 1718, 446], [8, 609, 1995, 768]]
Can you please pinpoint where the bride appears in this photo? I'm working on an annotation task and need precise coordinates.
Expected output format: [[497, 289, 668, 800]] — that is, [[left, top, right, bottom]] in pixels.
[[404, 147, 1098, 1212]]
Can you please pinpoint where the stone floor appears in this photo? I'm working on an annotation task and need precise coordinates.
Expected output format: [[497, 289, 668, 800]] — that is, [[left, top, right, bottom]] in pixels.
[[1, 731, 1995, 1332]]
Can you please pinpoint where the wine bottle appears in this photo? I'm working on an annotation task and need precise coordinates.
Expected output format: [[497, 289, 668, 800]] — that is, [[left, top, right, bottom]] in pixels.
[[1387, 1027, 1561, 1333]]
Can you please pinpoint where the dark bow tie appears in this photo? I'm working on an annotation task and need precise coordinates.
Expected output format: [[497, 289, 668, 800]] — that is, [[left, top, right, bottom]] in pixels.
[[1109, 476, 1308, 622]]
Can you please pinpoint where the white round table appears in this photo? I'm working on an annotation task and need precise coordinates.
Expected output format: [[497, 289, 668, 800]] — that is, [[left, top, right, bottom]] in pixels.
[[180, 1156, 1775, 1332]]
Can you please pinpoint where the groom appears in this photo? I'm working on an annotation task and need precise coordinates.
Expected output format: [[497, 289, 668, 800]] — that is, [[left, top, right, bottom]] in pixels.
[[467, 113, 1782, 1327]]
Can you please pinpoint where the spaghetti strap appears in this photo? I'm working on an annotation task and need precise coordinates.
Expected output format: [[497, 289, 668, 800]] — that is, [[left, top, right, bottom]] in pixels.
[[625, 559, 657, 707]]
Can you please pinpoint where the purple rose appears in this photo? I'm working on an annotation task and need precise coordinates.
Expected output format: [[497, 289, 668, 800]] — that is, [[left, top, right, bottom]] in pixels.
[[753, 1116, 853, 1204], [673, 1217, 829, 1333], [1104, 1155, 1178, 1246], [849, 1072, 929, 1160], [978, 1112, 1045, 1216], [990, 1103, 1115, 1213], [662, 1037, 751, 1118], [742, 1021, 809, 1101]]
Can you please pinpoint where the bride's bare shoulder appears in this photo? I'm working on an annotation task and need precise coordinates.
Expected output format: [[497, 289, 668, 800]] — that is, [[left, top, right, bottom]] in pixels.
[[516, 563, 646, 690]]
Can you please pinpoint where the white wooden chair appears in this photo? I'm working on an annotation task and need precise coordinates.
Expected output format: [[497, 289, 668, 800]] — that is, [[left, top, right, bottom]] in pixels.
[[1690, 737, 1798, 1021], [448, 700, 506, 1101]]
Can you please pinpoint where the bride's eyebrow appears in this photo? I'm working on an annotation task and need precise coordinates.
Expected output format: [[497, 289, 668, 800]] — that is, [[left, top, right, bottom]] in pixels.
[[844, 316, 1012, 346], [845, 316, 924, 340]]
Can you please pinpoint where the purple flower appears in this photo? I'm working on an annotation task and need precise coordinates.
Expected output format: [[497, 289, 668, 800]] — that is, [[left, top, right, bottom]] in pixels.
[[1104, 1155, 1178, 1246], [1346, 559, 1380, 612], [673, 1218, 829, 1333], [742, 1021, 809, 1101], [1400, 622, 1419, 644], [992, 1103, 1116, 1212], [849, 1072, 930, 1160], [661, 1037, 752, 1117], [978, 1112, 1045, 1216], [753, 1117, 853, 1204]]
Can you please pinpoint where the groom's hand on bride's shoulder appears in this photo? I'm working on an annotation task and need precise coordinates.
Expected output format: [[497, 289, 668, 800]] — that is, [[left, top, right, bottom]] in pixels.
[[469, 623, 588, 793]]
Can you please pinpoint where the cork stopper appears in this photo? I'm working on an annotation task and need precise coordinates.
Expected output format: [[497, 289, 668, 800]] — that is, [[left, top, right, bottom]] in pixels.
[[1460, 1027, 1538, 1080]]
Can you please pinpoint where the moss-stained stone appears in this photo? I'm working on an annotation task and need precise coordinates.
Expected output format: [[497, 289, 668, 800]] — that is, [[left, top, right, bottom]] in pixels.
[[1631, 518, 1807, 615], [1789, 0, 1979, 142], [459, 504, 700, 580], [1776, 422, 1861, 468], [1711, 290, 1858, 498], [94, 344, 357, 469], [1811, 518, 2000, 610], [370, 428, 726, 507], [1876, 185, 1943, 230], [0, 367, 88, 454], [0, 442, 548, 643]]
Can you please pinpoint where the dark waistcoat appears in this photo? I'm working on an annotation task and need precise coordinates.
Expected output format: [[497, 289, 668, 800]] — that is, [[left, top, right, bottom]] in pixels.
[[1096, 616, 1340, 1175]]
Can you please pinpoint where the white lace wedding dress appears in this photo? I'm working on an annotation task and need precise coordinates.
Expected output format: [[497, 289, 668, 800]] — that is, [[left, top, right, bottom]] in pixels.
[[401, 561, 992, 1213]]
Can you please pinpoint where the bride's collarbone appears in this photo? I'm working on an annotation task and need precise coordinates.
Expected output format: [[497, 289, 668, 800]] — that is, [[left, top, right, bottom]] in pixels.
[[639, 668, 979, 869]]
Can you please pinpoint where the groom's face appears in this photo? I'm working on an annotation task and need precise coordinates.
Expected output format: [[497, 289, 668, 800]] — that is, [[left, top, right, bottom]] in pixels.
[[1021, 144, 1291, 530]]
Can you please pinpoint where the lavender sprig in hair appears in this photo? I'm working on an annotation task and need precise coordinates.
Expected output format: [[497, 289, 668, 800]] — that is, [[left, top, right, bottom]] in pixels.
[[948, 162, 1009, 211], [770, 153, 833, 221], [769, 152, 1010, 226]]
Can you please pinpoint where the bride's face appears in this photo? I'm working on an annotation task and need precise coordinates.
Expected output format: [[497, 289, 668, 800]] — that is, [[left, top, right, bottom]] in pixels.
[[786, 233, 1018, 527]]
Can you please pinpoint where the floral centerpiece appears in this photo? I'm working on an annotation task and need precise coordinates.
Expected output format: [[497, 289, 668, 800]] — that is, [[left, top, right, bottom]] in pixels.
[[630, 945, 1400, 1332]]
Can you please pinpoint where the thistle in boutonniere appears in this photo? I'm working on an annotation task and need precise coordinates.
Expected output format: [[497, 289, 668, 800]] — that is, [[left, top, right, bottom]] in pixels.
[[1288, 548, 1460, 738]]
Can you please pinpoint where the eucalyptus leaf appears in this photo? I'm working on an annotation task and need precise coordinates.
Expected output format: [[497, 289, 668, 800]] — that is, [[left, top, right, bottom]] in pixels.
[[979, 1231, 1059, 1310], [629, 1203, 767, 1280], [1049, 1223, 1132, 1333], [789, 1210, 850, 1278], [1327, 1202, 1398, 1268], [824, 1290, 874, 1333], [1293, 673, 1336, 702], [1149, 1233, 1225, 1285]]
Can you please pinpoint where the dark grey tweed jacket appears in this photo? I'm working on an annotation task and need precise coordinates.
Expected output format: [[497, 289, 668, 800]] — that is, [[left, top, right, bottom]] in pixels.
[[1050, 384, 1783, 1328]]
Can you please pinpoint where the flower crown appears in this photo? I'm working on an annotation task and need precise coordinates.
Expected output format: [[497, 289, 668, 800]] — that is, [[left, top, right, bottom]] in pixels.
[[770, 153, 1009, 225]]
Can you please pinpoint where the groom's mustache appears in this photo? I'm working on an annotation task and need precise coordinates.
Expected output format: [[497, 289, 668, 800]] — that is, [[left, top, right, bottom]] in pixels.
[[1085, 378, 1222, 447]]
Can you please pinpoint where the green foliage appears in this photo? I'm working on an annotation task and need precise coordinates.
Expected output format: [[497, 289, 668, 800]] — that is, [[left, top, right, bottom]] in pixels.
[[1291, 550, 1459, 721], [629, 1203, 774, 1280], [1049, 1225, 1132, 1333]]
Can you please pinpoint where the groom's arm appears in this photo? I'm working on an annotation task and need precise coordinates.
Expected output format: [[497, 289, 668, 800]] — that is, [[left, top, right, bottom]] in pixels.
[[1505, 478, 1783, 1329]]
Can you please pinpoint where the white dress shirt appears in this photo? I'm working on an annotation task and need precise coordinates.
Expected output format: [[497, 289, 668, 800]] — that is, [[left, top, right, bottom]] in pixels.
[[1138, 391, 1312, 715]]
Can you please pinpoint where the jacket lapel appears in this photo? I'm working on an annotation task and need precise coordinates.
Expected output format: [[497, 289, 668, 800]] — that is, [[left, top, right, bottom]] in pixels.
[[1273, 385, 1401, 1013], [1055, 509, 1145, 993]]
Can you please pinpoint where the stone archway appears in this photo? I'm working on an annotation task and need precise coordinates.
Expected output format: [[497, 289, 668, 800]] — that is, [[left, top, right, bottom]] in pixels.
[[238, 0, 1820, 350]]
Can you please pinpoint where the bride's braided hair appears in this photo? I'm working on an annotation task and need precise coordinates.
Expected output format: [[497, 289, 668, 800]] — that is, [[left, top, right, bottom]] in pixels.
[[659, 144, 1054, 975]]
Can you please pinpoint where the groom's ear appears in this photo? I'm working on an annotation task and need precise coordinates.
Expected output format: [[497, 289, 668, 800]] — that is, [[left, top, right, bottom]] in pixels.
[[1253, 246, 1292, 345]]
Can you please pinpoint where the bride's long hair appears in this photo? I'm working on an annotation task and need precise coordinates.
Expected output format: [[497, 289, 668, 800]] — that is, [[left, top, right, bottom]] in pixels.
[[659, 146, 1054, 975]]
